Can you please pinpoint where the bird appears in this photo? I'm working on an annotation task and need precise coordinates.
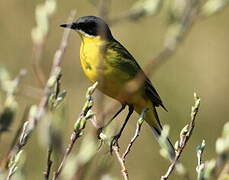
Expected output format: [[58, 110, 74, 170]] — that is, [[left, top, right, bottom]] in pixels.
[[60, 16, 175, 161]]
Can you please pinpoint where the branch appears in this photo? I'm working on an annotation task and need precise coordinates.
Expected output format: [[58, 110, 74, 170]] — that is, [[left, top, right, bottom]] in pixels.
[[44, 145, 53, 180], [129, 0, 201, 95], [0, 106, 29, 169], [112, 145, 129, 180], [108, 0, 162, 25], [0, 69, 27, 139], [201, 122, 229, 180], [5, 10, 76, 180], [52, 82, 98, 180], [6, 150, 23, 180], [122, 108, 147, 160], [196, 140, 206, 180], [71, 131, 98, 180], [161, 93, 201, 180], [215, 122, 229, 179], [110, 0, 200, 77], [31, 0, 57, 86], [111, 108, 147, 180]]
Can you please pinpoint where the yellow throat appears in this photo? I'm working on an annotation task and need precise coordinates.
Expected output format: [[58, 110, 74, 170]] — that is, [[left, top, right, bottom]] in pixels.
[[79, 34, 108, 83]]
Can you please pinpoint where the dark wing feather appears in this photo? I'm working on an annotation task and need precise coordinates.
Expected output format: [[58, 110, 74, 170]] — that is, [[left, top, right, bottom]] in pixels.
[[145, 78, 167, 111], [107, 40, 167, 110]]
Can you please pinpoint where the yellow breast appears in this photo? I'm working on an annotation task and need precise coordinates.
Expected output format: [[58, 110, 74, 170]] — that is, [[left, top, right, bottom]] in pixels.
[[80, 35, 107, 83], [79, 35, 147, 106], [79, 36, 125, 101]]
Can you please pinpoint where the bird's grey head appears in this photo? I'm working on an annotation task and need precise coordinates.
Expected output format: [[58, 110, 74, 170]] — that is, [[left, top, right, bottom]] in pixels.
[[60, 16, 113, 40]]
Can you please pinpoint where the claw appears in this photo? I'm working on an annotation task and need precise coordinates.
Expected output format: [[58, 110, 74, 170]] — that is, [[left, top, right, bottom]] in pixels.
[[110, 134, 121, 153], [97, 127, 103, 139], [109, 105, 134, 154]]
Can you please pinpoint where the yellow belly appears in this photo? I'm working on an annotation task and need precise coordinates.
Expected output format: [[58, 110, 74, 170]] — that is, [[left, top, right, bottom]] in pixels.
[[79, 36, 147, 107]]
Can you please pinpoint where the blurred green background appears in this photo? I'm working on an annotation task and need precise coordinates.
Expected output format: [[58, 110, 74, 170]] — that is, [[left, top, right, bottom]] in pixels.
[[0, 0, 229, 179]]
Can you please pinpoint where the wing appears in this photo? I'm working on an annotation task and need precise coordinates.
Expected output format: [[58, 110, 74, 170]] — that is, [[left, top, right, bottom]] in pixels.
[[145, 78, 167, 110], [106, 40, 166, 110]]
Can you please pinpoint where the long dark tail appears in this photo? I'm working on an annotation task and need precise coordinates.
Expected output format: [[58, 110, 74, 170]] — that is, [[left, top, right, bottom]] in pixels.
[[152, 127, 176, 162], [151, 106, 176, 162], [135, 102, 176, 162]]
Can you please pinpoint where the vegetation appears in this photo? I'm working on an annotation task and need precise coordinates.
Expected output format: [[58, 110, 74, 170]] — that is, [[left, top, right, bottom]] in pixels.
[[0, 0, 228, 179]]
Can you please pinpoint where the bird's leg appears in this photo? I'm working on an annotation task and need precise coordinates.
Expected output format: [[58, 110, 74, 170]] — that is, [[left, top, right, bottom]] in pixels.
[[110, 105, 134, 153], [97, 104, 126, 140], [103, 104, 126, 129]]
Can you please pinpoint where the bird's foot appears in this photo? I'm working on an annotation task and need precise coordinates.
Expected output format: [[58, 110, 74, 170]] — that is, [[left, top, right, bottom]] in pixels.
[[97, 127, 104, 139], [110, 133, 121, 153]]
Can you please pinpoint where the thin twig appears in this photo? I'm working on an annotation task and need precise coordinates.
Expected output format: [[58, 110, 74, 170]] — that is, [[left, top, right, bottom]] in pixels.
[[108, 0, 162, 25], [0, 69, 27, 140], [111, 108, 147, 180], [71, 130, 98, 180], [196, 140, 206, 180], [8, 107, 29, 152], [122, 108, 147, 160], [126, 0, 200, 97], [212, 122, 229, 179], [11, 69, 27, 93], [0, 106, 29, 169], [146, 0, 200, 75], [52, 9, 76, 69], [5, 11, 76, 180], [44, 145, 53, 180], [6, 150, 23, 180], [121, 122, 142, 160], [52, 82, 98, 180], [109, 8, 150, 25], [113, 145, 129, 180], [31, 0, 57, 86], [32, 43, 47, 86], [161, 93, 201, 180], [110, 0, 199, 77], [52, 131, 82, 180]]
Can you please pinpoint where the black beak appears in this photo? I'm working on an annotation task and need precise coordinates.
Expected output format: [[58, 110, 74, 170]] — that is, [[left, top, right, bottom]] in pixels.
[[60, 23, 77, 29]]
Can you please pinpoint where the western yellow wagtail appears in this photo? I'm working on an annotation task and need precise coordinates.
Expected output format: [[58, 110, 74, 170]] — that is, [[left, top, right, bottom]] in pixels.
[[60, 16, 175, 160]]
